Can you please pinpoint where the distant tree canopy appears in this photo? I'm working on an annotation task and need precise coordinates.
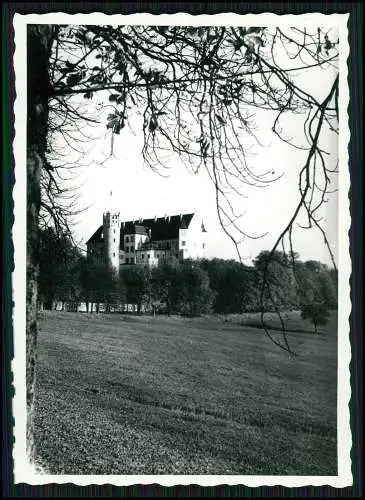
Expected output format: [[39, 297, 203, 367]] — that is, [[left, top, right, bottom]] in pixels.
[[38, 227, 81, 310], [151, 258, 215, 316], [300, 302, 331, 334], [78, 256, 119, 313], [200, 258, 258, 314], [121, 265, 151, 314], [37, 232, 337, 319], [254, 250, 297, 311]]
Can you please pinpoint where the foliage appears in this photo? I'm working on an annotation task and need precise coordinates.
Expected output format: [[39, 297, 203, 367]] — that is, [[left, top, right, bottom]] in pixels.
[[37, 235, 337, 321], [38, 227, 81, 309], [121, 265, 152, 313], [78, 256, 119, 312], [177, 260, 215, 316], [149, 257, 214, 316], [294, 260, 337, 308], [200, 258, 258, 314], [300, 302, 331, 333], [254, 250, 297, 311]]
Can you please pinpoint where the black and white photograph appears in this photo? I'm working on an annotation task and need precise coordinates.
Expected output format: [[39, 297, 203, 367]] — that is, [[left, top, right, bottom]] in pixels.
[[11, 11, 352, 487]]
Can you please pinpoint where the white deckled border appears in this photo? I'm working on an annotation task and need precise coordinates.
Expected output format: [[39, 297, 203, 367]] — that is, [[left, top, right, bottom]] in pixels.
[[12, 11, 352, 487]]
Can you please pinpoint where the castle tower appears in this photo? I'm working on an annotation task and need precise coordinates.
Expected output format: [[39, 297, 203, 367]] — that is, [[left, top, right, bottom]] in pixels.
[[103, 192, 120, 274]]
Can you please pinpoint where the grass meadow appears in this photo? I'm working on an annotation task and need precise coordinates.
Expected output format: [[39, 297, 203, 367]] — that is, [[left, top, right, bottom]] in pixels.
[[33, 311, 337, 475]]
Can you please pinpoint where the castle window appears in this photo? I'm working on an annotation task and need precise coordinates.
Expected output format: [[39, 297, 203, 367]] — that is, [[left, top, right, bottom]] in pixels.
[[125, 236, 129, 242], [113, 253, 115, 257], [202, 243, 205, 249], [181, 240, 186, 246], [114, 229, 116, 234], [156, 253, 159, 258], [148, 254, 150, 259], [113, 238, 115, 243], [142, 254, 144, 259]]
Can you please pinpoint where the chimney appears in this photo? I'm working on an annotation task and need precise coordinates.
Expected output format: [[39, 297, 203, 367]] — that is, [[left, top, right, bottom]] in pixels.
[[154, 215, 157, 222]]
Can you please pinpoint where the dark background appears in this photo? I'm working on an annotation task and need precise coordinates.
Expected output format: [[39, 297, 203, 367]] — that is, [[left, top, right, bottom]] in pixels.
[[2, 2, 363, 497]]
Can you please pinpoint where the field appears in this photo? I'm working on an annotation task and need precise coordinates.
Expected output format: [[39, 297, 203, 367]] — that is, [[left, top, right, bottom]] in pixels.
[[33, 311, 337, 475]]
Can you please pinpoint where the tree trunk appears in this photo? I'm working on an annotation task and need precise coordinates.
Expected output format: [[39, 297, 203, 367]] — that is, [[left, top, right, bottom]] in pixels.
[[26, 25, 54, 462]]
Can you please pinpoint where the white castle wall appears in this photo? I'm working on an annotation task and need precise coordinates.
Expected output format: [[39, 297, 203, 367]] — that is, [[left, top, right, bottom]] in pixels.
[[179, 216, 206, 260]]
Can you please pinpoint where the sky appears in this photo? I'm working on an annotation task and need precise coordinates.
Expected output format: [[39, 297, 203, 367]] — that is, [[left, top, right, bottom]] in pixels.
[[51, 25, 340, 268]]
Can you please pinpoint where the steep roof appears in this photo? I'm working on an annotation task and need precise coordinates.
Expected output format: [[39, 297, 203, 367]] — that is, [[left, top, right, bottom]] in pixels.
[[86, 213, 196, 245], [86, 226, 103, 245], [128, 213, 194, 241]]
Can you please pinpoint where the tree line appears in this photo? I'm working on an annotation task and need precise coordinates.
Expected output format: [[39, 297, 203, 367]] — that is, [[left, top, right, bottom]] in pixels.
[[38, 228, 337, 321]]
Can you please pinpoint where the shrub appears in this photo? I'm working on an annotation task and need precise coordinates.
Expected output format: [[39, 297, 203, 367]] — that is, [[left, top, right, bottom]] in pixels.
[[300, 302, 330, 334]]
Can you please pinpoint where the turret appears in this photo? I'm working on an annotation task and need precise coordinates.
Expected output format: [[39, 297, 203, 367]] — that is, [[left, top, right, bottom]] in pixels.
[[103, 210, 120, 274]]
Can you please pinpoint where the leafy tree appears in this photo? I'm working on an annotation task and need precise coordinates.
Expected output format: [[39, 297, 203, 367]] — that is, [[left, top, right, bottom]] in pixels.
[[294, 259, 337, 309], [292, 260, 316, 307], [200, 258, 258, 314], [121, 265, 151, 314], [99, 267, 120, 313], [151, 258, 214, 316], [78, 257, 119, 313], [38, 227, 81, 310], [300, 302, 331, 334], [151, 257, 182, 316], [314, 268, 337, 309], [178, 260, 215, 316], [254, 250, 297, 311]]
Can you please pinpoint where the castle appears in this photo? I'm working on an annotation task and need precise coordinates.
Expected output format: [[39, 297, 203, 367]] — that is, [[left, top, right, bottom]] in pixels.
[[86, 210, 207, 274]]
